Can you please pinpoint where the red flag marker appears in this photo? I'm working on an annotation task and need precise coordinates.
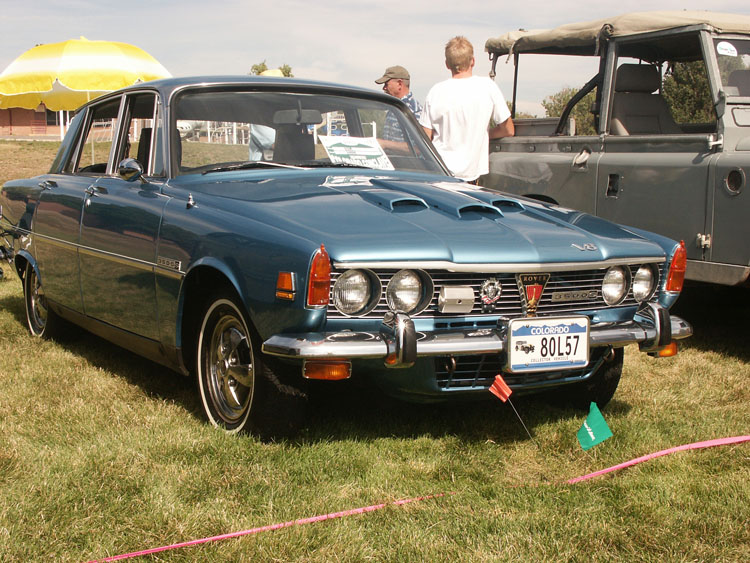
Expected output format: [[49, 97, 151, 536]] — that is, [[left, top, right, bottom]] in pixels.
[[489, 374, 512, 402], [489, 374, 535, 443]]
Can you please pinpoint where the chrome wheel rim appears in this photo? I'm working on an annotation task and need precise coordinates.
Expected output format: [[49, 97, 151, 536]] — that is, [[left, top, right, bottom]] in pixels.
[[28, 268, 48, 334], [205, 310, 254, 424]]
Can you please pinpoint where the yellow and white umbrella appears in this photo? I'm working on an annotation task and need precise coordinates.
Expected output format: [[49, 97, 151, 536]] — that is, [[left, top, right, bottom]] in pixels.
[[0, 37, 171, 111]]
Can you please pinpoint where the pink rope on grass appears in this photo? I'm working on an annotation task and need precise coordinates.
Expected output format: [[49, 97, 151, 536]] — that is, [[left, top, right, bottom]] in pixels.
[[89, 436, 749, 561], [566, 435, 750, 484], [89, 493, 448, 562]]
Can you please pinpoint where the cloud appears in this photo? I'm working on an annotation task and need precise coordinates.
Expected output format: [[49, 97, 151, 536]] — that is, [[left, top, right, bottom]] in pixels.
[[2, 0, 750, 111]]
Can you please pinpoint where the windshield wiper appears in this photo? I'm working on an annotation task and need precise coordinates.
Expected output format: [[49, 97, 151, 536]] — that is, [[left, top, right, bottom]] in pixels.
[[202, 161, 308, 174], [301, 162, 371, 169]]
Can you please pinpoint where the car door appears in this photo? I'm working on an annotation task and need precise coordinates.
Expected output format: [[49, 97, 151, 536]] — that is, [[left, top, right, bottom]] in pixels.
[[32, 100, 123, 313], [78, 92, 168, 340]]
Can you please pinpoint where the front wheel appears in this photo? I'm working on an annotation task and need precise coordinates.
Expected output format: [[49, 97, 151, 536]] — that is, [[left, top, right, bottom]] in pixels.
[[196, 294, 307, 437], [554, 347, 623, 410]]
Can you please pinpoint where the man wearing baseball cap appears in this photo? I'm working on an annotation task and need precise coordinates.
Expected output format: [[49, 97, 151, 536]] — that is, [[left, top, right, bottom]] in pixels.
[[375, 65, 422, 120]]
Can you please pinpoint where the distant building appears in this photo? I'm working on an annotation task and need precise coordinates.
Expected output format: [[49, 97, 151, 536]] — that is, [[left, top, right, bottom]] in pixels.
[[0, 105, 65, 137]]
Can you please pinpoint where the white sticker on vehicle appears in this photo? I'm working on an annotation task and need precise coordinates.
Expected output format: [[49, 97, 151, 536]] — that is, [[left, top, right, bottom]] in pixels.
[[717, 41, 738, 57], [319, 135, 395, 170]]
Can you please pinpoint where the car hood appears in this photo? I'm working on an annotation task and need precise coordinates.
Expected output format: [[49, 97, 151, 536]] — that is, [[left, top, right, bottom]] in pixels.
[[176, 171, 666, 264]]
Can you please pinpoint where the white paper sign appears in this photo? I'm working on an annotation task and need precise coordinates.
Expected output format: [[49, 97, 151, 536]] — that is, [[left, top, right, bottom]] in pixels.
[[319, 135, 394, 170]]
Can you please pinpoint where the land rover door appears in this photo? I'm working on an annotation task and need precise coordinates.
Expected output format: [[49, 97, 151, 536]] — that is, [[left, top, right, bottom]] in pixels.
[[595, 29, 719, 269]]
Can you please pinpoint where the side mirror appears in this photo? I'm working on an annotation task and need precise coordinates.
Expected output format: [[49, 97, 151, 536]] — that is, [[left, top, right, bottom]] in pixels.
[[118, 158, 145, 183]]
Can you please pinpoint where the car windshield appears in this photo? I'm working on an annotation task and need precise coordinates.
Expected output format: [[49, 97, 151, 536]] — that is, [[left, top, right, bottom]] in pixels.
[[714, 38, 750, 97], [172, 89, 446, 176]]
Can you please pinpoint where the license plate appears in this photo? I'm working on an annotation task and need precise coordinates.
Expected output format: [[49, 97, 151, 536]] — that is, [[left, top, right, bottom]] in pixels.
[[507, 316, 589, 373]]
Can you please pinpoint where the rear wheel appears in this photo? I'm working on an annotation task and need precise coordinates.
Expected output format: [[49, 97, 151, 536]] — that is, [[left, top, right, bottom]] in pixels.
[[23, 262, 63, 339], [196, 293, 307, 437], [555, 347, 623, 410]]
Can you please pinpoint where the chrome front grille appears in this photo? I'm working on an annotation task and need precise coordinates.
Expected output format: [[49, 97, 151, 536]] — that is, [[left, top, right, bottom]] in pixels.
[[327, 266, 661, 319]]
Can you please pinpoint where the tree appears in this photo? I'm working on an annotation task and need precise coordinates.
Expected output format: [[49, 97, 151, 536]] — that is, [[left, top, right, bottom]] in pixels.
[[507, 101, 535, 119], [249, 60, 294, 77], [541, 87, 597, 135], [662, 61, 715, 124]]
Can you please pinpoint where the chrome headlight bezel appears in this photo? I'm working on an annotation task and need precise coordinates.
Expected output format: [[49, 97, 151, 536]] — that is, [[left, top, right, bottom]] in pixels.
[[385, 269, 433, 314], [332, 269, 379, 317], [602, 266, 630, 306], [632, 264, 657, 302]]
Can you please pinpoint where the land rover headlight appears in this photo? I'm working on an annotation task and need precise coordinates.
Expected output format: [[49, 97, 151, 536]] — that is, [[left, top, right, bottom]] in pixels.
[[602, 266, 629, 305], [386, 270, 424, 313], [632, 265, 656, 302], [332, 270, 373, 316]]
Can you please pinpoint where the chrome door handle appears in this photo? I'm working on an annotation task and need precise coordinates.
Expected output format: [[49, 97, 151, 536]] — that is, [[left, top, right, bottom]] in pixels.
[[38, 180, 57, 190], [85, 185, 100, 197]]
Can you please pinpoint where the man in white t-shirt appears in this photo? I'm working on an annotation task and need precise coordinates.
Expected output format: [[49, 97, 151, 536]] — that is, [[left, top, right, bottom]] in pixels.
[[420, 36, 514, 182]]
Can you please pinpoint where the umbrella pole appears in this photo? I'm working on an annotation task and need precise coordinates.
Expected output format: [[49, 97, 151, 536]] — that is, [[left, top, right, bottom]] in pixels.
[[59, 111, 64, 141]]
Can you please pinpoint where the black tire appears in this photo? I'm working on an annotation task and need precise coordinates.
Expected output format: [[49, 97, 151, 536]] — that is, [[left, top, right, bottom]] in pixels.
[[23, 262, 63, 339], [555, 347, 623, 410], [195, 293, 307, 438]]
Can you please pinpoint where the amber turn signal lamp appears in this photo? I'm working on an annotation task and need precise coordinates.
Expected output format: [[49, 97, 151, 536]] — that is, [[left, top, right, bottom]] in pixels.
[[656, 342, 678, 357], [303, 360, 351, 380], [276, 272, 296, 300], [666, 240, 686, 292], [307, 244, 331, 306]]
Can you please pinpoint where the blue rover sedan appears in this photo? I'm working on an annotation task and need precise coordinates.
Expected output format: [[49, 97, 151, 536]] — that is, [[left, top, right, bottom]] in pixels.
[[0, 76, 692, 436]]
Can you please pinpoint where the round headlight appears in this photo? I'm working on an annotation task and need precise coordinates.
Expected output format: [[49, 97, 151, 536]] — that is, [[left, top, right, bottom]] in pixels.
[[602, 266, 628, 305], [632, 265, 655, 302], [386, 270, 423, 313], [332, 270, 372, 315]]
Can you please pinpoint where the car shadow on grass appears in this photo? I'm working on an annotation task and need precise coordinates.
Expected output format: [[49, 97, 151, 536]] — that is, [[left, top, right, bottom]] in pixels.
[[671, 281, 750, 361], [302, 378, 605, 444], [0, 289, 201, 419], [0, 287, 626, 444]]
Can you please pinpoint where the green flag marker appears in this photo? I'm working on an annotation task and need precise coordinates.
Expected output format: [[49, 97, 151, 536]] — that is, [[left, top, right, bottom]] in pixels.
[[577, 402, 613, 451]]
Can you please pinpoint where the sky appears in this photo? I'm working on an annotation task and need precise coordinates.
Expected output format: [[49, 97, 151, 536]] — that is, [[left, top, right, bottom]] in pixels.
[[3, 1, 750, 116]]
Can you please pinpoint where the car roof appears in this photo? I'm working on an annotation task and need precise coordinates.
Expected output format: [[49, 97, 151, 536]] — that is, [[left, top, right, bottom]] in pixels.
[[84, 75, 395, 110], [127, 75, 379, 95], [485, 10, 750, 57]]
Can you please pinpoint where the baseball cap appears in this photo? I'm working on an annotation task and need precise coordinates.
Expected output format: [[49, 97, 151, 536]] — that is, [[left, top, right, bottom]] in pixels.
[[375, 65, 410, 84]]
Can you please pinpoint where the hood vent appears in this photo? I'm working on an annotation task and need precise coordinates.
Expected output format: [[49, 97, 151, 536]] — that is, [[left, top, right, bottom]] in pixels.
[[456, 204, 503, 219], [359, 189, 428, 212], [492, 199, 525, 213]]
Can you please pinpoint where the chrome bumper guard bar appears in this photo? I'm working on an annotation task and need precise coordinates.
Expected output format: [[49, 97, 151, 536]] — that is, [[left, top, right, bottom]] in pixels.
[[262, 304, 693, 368]]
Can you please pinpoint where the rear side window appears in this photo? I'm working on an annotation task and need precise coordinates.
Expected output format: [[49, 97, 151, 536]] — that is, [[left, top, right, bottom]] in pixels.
[[66, 97, 122, 174]]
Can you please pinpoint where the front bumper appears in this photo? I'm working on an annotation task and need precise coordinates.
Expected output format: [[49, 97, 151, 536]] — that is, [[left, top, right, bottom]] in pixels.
[[262, 303, 693, 368]]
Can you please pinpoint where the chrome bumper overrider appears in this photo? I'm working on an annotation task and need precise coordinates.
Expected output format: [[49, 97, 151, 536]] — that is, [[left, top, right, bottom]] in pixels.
[[262, 304, 693, 369]]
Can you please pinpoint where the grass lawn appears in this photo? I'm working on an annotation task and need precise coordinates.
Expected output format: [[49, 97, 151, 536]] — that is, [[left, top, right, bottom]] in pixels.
[[0, 140, 748, 561]]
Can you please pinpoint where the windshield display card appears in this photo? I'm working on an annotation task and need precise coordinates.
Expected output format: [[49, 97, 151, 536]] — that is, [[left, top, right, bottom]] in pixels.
[[319, 135, 394, 170]]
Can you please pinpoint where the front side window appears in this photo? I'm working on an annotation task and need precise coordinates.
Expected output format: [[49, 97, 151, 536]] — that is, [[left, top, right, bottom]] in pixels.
[[610, 57, 716, 135], [172, 90, 445, 176], [115, 93, 162, 176]]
